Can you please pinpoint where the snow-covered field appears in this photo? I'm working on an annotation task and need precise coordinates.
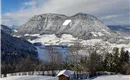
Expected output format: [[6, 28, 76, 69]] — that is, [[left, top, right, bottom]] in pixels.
[[31, 34, 130, 62], [1, 76, 58, 80], [1, 75, 130, 80], [29, 34, 78, 46], [28, 34, 130, 52], [85, 75, 130, 80]]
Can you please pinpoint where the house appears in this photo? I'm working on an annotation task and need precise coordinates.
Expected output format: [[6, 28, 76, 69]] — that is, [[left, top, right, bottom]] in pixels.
[[57, 70, 71, 80]]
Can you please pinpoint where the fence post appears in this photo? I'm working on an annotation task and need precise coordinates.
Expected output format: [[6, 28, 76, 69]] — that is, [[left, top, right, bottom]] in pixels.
[[42, 71, 44, 75], [3, 74, 6, 77]]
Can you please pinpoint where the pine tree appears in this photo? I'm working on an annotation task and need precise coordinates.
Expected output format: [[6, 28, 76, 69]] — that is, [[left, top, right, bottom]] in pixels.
[[124, 51, 129, 63], [87, 51, 103, 76], [112, 47, 120, 73], [119, 48, 125, 74], [126, 61, 130, 75], [120, 49, 130, 74], [103, 53, 113, 72]]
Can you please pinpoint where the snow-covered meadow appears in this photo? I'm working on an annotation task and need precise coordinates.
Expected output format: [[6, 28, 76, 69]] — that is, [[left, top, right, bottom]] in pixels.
[[85, 75, 130, 80], [1, 75, 130, 80], [1, 76, 58, 80]]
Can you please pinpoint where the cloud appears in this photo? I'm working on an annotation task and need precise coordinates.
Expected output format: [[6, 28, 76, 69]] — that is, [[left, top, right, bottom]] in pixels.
[[24, 0, 37, 7], [2, 0, 129, 26], [99, 13, 129, 25]]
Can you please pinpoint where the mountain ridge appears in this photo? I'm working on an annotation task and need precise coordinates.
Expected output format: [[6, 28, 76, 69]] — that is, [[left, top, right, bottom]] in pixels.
[[1, 25, 12, 34], [1, 25, 38, 62], [12, 13, 130, 46], [107, 25, 130, 35], [14, 13, 114, 39]]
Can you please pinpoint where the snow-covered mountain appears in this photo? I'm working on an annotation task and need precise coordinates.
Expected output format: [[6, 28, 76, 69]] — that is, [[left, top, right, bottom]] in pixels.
[[14, 13, 117, 39], [12, 13, 130, 53], [1, 25, 12, 34], [1, 25, 38, 62]]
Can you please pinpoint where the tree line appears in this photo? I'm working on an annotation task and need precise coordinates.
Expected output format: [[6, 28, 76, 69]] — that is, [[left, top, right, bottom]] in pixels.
[[1, 44, 130, 78]]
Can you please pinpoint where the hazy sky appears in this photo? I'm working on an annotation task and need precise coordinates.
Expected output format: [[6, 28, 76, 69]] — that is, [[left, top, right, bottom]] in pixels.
[[1, 0, 130, 26]]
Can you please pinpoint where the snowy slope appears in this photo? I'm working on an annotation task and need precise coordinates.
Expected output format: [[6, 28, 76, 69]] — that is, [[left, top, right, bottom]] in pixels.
[[29, 34, 78, 46], [28, 34, 130, 52], [12, 13, 130, 57], [63, 20, 71, 25], [12, 13, 130, 46], [30, 34, 130, 62], [14, 13, 116, 40]]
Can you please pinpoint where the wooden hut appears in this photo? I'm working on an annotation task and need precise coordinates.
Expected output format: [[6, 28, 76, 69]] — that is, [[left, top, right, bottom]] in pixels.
[[57, 70, 71, 80]]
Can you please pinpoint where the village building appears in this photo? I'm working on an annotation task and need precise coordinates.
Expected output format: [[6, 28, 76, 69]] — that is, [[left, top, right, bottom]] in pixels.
[[57, 70, 71, 80]]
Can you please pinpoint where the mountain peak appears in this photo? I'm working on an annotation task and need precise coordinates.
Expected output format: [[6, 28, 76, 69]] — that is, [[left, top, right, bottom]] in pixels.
[[29, 13, 67, 21], [75, 12, 88, 15], [72, 13, 97, 20]]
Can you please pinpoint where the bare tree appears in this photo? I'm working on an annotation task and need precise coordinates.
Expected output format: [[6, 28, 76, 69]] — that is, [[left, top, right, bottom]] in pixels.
[[68, 41, 82, 79], [46, 46, 63, 76]]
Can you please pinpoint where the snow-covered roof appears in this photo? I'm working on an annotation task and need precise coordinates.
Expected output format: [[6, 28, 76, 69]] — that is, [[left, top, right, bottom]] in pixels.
[[57, 70, 71, 77]]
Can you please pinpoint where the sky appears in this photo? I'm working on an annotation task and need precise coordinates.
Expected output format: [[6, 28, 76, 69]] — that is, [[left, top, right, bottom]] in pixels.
[[1, 0, 130, 26]]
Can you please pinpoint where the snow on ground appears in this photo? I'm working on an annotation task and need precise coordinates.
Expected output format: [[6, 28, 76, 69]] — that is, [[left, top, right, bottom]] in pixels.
[[14, 30, 18, 32], [24, 34, 30, 36], [91, 32, 98, 37], [30, 34, 40, 37], [124, 36, 130, 39], [12, 35, 21, 38], [91, 32, 104, 37], [1, 76, 58, 80], [85, 75, 130, 80], [30, 34, 77, 45], [110, 43, 130, 52], [101, 29, 110, 35], [24, 34, 41, 37], [28, 33, 129, 48], [1, 75, 129, 80], [97, 32, 104, 36], [63, 20, 71, 25], [81, 39, 102, 45], [28, 34, 130, 54], [30, 34, 59, 45], [81, 39, 130, 53]]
